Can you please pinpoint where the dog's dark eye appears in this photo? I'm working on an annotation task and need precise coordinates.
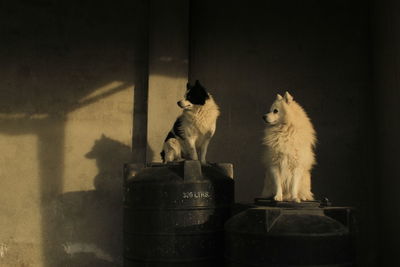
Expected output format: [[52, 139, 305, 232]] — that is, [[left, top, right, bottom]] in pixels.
[[273, 109, 278, 114]]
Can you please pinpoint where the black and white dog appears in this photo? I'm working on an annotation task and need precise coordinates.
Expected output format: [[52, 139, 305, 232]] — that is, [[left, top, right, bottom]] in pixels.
[[161, 80, 220, 164]]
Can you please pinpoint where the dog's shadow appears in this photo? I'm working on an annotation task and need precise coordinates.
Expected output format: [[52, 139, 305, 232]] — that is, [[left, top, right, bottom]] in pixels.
[[50, 134, 133, 266], [85, 134, 132, 199]]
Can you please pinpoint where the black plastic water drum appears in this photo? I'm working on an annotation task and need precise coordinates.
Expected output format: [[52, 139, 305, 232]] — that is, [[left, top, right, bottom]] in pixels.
[[123, 160, 234, 267], [225, 199, 356, 267]]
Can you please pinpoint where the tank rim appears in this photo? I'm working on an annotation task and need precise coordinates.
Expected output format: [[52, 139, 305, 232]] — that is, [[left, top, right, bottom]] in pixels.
[[254, 198, 322, 208]]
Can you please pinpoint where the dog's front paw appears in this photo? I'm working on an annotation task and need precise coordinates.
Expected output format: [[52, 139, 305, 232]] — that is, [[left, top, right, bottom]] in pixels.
[[292, 197, 301, 203], [299, 191, 314, 201], [273, 194, 283, 202]]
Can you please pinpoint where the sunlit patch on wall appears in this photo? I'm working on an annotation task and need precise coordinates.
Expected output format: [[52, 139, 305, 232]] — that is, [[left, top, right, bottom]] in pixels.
[[147, 74, 187, 162], [63, 81, 133, 193], [0, 113, 49, 119], [0, 133, 43, 264]]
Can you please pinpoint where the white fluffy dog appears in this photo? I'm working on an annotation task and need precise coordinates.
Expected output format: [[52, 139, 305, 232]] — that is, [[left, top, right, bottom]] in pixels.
[[161, 80, 220, 164], [262, 92, 316, 202]]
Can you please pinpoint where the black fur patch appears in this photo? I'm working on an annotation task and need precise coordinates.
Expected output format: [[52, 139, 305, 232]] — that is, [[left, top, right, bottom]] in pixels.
[[186, 80, 209, 105], [164, 131, 176, 142], [173, 118, 184, 139], [160, 150, 165, 162]]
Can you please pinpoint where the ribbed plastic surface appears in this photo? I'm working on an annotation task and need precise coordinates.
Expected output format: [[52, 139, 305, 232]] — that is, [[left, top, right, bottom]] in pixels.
[[123, 160, 234, 267]]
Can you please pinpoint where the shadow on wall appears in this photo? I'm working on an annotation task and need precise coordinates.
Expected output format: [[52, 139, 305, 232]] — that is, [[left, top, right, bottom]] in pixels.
[[49, 135, 155, 266], [0, 1, 150, 266], [85, 134, 132, 199], [51, 135, 129, 266]]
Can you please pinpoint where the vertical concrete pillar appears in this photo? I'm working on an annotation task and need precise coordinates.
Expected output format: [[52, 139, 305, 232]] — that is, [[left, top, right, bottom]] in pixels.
[[146, 0, 189, 162]]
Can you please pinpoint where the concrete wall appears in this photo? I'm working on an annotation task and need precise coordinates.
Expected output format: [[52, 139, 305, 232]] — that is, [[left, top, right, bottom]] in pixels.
[[372, 0, 400, 265], [0, 0, 389, 266], [190, 0, 376, 265], [147, 0, 189, 162], [0, 1, 148, 266]]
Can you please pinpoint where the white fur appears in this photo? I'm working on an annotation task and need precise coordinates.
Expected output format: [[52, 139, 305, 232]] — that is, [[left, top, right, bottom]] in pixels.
[[262, 92, 316, 202], [163, 95, 220, 164]]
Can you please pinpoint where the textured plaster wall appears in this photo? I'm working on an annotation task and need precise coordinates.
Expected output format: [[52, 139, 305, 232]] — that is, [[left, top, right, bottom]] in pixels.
[[190, 0, 376, 265], [0, 1, 147, 266]]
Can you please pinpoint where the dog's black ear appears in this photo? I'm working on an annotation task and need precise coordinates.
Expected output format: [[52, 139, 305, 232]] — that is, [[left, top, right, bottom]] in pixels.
[[186, 82, 191, 89], [187, 81, 209, 105]]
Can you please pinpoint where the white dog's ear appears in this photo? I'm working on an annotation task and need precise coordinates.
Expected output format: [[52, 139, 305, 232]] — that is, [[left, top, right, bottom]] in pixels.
[[284, 91, 293, 104], [276, 94, 283, 101]]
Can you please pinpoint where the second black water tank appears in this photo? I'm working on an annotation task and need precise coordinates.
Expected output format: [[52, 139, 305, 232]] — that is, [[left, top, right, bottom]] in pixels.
[[225, 199, 355, 267]]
